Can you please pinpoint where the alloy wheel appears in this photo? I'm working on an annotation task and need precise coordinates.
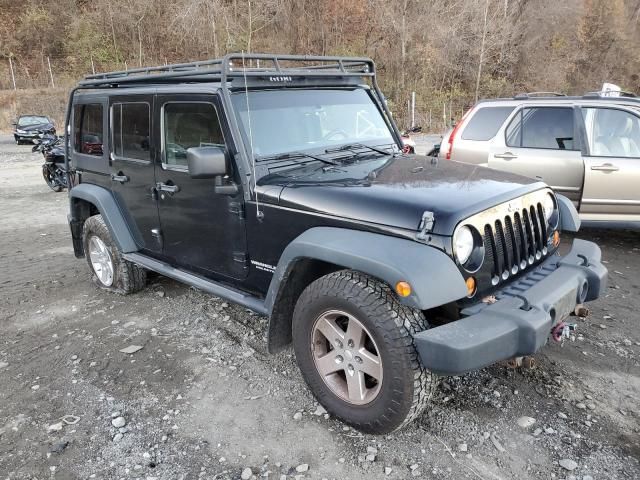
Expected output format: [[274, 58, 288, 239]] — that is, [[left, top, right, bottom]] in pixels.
[[311, 309, 383, 405], [88, 235, 114, 286]]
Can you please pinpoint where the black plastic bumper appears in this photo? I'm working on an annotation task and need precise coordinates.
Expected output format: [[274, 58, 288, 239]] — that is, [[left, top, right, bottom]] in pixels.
[[414, 239, 607, 376]]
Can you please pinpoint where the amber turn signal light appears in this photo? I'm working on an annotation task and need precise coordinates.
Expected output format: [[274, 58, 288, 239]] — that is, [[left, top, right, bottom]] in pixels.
[[395, 281, 412, 297], [466, 276, 477, 297], [553, 231, 561, 248]]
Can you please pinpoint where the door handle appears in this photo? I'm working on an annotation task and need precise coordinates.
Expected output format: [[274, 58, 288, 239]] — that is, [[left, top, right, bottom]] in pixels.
[[494, 152, 518, 160], [590, 163, 619, 172], [111, 173, 129, 183], [156, 182, 180, 194]]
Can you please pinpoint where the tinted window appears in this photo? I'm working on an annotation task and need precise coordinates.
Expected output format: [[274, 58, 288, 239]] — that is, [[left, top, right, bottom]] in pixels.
[[163, 103, 225, 167], [73, 104, 103, 156], [112, 103, 150, 161], [582, 107, 640, 157], [506, 107, 574, 150], [461, 106, 514, 141]]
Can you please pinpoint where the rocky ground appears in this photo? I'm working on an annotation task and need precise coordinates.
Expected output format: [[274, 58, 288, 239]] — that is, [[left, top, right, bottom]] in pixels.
[[0, 135, 638, 480]]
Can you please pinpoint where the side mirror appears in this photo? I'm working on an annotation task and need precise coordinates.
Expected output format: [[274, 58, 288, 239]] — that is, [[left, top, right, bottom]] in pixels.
[[187, 146, 227, 179], [11, 122, 17, 126]]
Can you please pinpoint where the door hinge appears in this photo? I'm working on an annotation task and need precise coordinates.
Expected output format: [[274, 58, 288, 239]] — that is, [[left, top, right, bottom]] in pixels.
[[416, 211, 435, 241], [232, 251, 249, 267], [229, 201, 245, 219], [151, 228, 163, 249]]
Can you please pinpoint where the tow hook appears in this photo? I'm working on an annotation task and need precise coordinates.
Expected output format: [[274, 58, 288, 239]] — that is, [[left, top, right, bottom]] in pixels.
[[551, 322, 577, 343]]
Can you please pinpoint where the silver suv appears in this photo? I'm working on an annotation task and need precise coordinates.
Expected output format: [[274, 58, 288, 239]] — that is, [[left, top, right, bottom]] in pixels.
[[439, 92, 640, 227]]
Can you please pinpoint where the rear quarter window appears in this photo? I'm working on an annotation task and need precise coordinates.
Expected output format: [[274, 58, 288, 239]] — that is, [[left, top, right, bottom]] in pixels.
[[461, 106, 514, 141]]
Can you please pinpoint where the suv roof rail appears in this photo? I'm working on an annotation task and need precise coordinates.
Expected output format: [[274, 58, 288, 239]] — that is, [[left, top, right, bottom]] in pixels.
[[513, 92, 566, 99], [77, 53, 376, 88]]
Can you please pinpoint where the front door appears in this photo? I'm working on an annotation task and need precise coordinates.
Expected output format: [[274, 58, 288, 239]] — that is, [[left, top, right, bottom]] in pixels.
[[489, 106, 584, 204], [154, 94, 248, 280], [580, 106, 640, 221], [108, 95, 161, 253]]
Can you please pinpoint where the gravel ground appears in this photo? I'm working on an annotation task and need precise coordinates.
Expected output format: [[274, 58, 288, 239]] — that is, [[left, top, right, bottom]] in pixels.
[[0, 135, 638, 480]]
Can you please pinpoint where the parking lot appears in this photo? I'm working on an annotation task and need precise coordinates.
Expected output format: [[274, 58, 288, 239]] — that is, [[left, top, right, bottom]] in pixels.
[[0, 134, 638, 479]]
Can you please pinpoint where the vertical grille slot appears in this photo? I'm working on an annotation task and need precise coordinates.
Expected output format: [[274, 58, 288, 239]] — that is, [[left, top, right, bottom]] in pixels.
[[504, 215, 520, 272], [494, 220, 508, 277], [522, 208, 535, 261], [536, 202, 548, 244], [530, 205, 542, 255], [485, 224, 500, 279]]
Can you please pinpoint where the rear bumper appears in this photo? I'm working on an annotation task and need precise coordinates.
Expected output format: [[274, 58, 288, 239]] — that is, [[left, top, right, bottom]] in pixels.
[[414, 239, 607, 376]]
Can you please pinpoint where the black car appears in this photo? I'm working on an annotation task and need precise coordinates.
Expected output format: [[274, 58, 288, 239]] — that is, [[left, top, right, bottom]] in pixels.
[[13, 115, 56, 144], [64, 54, 607, 434]]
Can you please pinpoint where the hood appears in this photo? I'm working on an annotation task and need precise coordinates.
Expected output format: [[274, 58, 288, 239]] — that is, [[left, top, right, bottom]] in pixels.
[[258, 155, 546, 235], [17, 122, 54, 132]]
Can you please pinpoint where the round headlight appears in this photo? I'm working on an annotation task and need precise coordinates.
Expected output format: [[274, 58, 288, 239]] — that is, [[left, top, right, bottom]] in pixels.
[[454, 225, 474, 265], [542, 192, 555, 222]]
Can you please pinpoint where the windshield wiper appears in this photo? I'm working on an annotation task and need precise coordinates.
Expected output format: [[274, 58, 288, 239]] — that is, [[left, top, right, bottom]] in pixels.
[[256, 151, 338, 166], [326, 143, 394, 157]]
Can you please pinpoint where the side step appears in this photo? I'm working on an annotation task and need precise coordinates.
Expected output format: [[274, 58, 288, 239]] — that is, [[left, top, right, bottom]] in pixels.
[[123, 252, 268, 316]]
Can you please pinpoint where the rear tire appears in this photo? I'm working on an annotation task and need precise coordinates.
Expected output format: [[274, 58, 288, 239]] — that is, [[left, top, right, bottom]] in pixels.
[[292, 270, 436, 434], [42, 165, 63, 192], [82, 215, 146, 294]]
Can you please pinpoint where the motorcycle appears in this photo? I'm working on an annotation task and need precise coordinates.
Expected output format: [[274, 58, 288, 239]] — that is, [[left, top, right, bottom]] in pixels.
[[401, 126, 421, 154], [33, 134, 72, 192]]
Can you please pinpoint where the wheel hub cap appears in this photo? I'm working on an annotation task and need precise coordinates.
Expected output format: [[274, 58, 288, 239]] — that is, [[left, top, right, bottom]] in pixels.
[[311, 310, 383, 405], [88, 236, 114, 287]]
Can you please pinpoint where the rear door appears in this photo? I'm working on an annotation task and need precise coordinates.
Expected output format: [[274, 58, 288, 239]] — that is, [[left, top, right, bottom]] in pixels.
[[488, 106, 584, 204], [579, 106, 640, 221], [108, 95, 162, 254]]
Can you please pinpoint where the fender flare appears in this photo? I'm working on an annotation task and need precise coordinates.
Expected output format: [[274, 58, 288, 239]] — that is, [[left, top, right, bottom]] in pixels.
[[264, 227, 468, 314], [69, 184, 139, 253], [557, 194, 581, 232]]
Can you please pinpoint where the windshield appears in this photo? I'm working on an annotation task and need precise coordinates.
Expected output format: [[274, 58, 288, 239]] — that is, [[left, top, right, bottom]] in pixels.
[[231, 89, 395, 158], [18, 116, 49, 126]]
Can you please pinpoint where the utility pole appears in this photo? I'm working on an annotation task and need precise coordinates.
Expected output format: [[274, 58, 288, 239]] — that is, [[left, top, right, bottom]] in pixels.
[[475, 0, 489, 102], [9, 57, 16, 90], [411, 91, 416, 128], [47, 56, 55, 88], [91, 55, 96, 75]]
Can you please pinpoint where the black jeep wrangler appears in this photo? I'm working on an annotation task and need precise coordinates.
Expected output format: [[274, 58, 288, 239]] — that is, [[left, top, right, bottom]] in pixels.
[[65, 54, 607, 434]]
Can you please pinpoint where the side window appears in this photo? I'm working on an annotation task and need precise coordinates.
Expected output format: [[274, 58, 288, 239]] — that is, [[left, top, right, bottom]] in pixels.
[[163, 103, 225, 167], [73, 104, 103, 156], [461, 106, 514, 141], [582, 107, 640, 158], [506, 107, 575, 150], [112, 103, 150, 161]]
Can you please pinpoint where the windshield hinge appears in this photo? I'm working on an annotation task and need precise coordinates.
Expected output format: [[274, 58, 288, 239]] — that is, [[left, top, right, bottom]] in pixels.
[[416, 211, 435, 240]]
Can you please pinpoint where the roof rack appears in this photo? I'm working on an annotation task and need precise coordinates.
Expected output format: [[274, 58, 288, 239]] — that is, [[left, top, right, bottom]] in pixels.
[[78, 53, 375, 88], [513, 92, 566, 99]]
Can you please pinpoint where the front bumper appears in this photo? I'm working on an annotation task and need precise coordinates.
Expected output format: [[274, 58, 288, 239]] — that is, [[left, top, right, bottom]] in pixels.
[[15, 132, 42, 141], [414, 239, 607, 376]]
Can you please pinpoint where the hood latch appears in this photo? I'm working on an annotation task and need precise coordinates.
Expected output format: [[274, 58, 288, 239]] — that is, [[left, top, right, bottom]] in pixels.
[[416, 211, 435, 240]]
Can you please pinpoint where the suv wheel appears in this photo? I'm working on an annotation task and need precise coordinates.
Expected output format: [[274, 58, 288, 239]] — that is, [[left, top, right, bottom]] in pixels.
[[82, 215, 146, 294], [292, 270, 436, 434]]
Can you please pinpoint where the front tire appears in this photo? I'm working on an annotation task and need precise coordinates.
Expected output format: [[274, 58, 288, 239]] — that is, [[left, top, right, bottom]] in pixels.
[[292, 270, 436, 434], [82, 215, 146, 294]]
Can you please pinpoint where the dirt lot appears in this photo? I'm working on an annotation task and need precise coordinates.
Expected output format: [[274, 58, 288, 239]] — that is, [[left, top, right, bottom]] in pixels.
[[0, 134, 638, 480]]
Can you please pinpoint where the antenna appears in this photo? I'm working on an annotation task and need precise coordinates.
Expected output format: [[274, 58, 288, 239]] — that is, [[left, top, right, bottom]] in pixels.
[[242, 51, 263, 220]]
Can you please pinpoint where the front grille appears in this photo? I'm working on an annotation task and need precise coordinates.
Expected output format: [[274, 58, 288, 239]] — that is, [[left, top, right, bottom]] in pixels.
[[484, 202, 549, 285]]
